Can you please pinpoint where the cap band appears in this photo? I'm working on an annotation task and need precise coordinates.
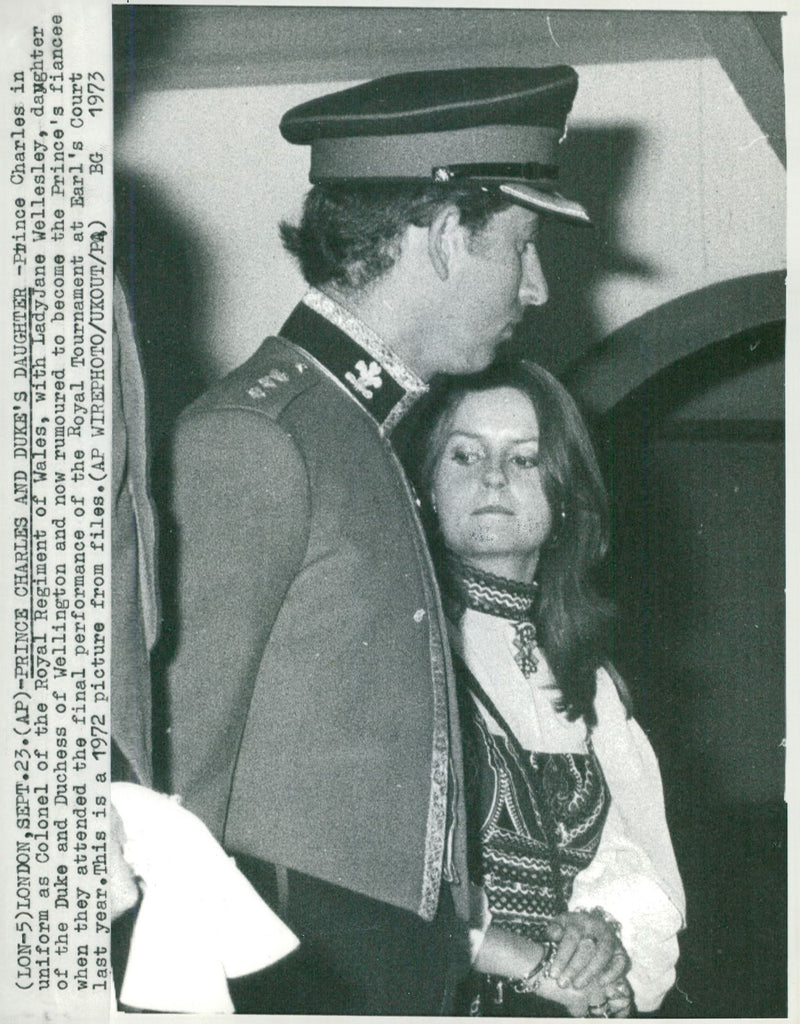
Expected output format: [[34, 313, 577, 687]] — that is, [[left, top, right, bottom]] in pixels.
[[432, 162, 558, 183], [310, 124, 560, 182]]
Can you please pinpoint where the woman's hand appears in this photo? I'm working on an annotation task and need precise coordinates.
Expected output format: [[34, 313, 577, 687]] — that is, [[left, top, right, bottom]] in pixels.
[[602, 978, 635, 1017], [546, 909, 630, 992], [583, 977, 635, 1018], [472, 916, 633, 1018], [527, 973, 627, 1018]]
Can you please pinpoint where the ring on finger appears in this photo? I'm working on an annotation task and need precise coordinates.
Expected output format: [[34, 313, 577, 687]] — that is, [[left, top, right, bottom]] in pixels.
[[588, 1000, 611, 1018], [610, 996, 633, 1017]]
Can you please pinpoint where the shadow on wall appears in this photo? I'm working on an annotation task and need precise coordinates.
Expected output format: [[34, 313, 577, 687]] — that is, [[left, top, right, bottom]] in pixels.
[[114, 173, 211, 789], [112, 4, 189, 105], [114, 3, 214, 791], [113, 2, 211, 444], [114, 174, 211, 448], [111, 123, 657, 430], [503, 123, 659, 375]]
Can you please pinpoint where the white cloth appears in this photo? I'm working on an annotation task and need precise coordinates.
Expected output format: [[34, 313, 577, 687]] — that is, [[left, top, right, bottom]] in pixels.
[[454, 610, 686, 1013], [112, 782, 299, 1013]]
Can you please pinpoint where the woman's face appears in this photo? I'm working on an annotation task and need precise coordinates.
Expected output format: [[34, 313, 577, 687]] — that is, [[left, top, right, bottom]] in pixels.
[[431, 386, 553, 583]]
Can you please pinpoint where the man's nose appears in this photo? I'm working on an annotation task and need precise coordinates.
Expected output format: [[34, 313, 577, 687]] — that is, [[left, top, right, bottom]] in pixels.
[[519, 245, 549, 308]]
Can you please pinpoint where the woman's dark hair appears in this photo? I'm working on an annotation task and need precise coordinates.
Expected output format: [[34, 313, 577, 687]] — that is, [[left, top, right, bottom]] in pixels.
[[402, 359, 613, 725], [280, 182, 512, 291]]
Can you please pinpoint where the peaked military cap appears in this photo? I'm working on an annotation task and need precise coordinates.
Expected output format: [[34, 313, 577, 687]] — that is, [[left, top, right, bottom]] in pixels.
[[280, 66, 590, 225]]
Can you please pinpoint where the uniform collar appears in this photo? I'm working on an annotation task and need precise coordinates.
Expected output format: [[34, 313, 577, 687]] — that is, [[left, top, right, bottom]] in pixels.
[[281, 289, 428, 433]]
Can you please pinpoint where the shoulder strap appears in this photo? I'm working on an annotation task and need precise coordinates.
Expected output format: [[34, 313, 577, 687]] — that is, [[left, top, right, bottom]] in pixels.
[[185, 335, 322, 424], [453, 653, 575, 890], [452, 652, 532, 767], [232, 335, 321, 419]]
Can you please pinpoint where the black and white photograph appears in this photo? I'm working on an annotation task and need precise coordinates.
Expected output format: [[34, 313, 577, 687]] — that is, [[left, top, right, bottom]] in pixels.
[[0, 3, 791, 1021]]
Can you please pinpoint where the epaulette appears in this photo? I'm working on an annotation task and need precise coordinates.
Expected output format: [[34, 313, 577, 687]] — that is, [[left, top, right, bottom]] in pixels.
[[195, 335, 322, 422]]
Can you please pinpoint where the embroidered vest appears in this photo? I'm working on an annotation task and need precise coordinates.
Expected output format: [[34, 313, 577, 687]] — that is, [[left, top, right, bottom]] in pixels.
[[456, 658, 610, 941]]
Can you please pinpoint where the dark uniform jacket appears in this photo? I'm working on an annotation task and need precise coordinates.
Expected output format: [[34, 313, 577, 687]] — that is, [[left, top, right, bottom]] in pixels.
[[165, 297, 468, 922]]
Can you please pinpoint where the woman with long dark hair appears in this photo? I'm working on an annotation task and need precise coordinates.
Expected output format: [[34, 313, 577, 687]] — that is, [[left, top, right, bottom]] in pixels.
[[402, 360, 684, 1016]]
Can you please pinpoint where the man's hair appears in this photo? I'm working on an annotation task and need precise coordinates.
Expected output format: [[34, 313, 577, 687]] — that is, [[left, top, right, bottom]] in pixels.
[[400, 359, 613, 725], [280, 183, 513, 291]]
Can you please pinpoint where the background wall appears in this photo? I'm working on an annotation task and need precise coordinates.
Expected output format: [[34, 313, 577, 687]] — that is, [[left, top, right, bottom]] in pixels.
[[598, 320, 785, 1016]]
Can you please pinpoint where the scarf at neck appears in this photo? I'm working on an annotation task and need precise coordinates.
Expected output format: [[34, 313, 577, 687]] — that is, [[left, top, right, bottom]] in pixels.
[[440, 551, 540, 677]]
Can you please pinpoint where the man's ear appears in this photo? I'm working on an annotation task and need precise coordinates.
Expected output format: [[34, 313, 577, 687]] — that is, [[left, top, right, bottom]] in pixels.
[[427, 204, 465, 282]]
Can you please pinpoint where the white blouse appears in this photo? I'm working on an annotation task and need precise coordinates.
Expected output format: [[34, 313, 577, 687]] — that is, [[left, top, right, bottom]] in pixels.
[[453, 608, 686, 1013]]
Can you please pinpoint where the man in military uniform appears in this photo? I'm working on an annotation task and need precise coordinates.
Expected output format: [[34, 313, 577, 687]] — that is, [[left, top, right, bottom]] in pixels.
[[164, 66, 591, 1014]]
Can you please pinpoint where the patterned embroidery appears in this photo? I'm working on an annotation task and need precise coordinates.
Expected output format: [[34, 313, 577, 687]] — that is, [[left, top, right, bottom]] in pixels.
[[442, 552, 541, 677], [512, 621, 539, 677], [304, 288, 427, 397], [463, 704, 609, 941], [295, 289, 428, 433], [442, 551, 538, 620], [344, 359, 383, 399]]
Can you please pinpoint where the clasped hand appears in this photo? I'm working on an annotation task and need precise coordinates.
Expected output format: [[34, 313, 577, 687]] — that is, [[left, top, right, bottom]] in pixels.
[[546, 909, 633, 1017]]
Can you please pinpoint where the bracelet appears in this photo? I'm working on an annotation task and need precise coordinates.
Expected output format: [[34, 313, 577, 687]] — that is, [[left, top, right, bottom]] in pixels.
[[511, 939, 558, 994]]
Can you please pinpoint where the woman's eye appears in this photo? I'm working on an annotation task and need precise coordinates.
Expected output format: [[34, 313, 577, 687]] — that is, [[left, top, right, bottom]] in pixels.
[[511, 453, 539, 469], [450, 446, 482, 466]]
